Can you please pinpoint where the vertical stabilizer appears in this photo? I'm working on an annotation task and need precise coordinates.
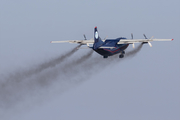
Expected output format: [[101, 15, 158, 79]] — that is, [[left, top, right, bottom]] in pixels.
[[93, 27, 104, 50]]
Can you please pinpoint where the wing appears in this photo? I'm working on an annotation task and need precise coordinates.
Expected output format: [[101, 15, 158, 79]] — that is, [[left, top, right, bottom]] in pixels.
[[117, 38, 173, 47], [117, 39, 173, 44], [50, 39, 94, 45]]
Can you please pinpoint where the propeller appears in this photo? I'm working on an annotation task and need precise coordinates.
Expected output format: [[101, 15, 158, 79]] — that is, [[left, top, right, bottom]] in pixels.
[[143, 34, 148, 39], [131, 33, 133, 39], [143, 34, 153, 47], [83, 34, 87, 40], [148, 42, 152, 47], [132, 43, 135, 48], [131, 33, 135, 48]]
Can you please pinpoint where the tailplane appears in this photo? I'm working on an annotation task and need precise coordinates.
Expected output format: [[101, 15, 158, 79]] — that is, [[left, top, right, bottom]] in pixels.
[[93, 26, 104, 49]]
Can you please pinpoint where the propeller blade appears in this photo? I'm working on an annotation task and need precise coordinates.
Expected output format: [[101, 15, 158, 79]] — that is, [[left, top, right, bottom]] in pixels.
[[150, 36, 154, 39], [131, 34, 134, 48], [148, 42, 152, 47], [132, 43, 135, 48], [83, 34, 87, 40], [131, 33, 133, 39], [143, 34, 147, 39]]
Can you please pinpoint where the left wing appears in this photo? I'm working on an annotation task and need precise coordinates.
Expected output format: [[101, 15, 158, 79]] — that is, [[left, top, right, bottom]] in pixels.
[[117, 38, 173, 47], [117, 39, 173, 44]]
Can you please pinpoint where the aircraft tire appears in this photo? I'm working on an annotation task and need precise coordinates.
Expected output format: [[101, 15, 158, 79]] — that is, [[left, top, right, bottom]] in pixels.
[[103, 56, 108, 58], [119, 54, 124, 58]]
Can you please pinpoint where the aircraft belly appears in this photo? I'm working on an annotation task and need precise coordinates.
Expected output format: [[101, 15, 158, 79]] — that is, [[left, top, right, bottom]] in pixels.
[[94, 44, 129, 56], [94, 49, 112, 56], [118, 44, 129, 51]]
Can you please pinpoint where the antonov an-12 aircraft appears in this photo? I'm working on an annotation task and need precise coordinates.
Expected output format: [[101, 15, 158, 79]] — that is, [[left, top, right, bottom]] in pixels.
[[51, 27, 173, 58]]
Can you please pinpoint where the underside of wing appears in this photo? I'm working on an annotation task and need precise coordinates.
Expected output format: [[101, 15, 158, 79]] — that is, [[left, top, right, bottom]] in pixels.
[[118, 38, 173, 48], [50, 39, 94, 45], [117, 39, 173, 44]]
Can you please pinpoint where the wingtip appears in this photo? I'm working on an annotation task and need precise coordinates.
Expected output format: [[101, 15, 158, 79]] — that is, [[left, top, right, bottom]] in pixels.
[[171, 39, 174, 41]]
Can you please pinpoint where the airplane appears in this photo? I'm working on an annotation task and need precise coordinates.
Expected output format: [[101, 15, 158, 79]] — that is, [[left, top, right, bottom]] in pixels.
[[51, 27, 173, 58]]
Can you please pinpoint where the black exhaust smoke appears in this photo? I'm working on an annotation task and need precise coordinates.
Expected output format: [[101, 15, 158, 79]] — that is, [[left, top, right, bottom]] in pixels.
[[0, 44, 143, 109], [2, 45, 81, 83], [0, 48, 93, 108]]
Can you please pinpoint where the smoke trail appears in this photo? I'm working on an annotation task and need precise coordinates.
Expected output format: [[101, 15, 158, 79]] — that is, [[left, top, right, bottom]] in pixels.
[[79, 43, 144, 72], [2, 45, 81, 83], [0, 45, 81, 108], [0, 50, 93, 108], [28, 50, 94, 88], [0, 44, 142, 109], [126, 43, 143, 58], [32, 44, 81, 72], [56, 43, 143, 85], [63, 43, 144, 82]]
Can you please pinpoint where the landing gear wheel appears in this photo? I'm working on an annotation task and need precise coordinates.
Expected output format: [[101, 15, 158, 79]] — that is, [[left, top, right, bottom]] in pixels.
[[103, 56, 108, 58], [119, 54, 124, 58]]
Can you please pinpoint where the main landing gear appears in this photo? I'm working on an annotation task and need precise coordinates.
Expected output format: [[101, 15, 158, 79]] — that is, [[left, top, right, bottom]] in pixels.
[[103, 56, 108, 58], [119, 54, 124, 58], [119, 51, 125, 58]]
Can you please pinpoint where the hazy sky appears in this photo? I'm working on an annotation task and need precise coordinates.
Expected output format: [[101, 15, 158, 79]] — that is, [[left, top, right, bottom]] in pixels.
[[0, 0, 180, 120]]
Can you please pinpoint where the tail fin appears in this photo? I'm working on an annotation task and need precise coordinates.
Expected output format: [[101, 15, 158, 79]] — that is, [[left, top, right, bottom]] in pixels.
[[93, 26, 104, 50]]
